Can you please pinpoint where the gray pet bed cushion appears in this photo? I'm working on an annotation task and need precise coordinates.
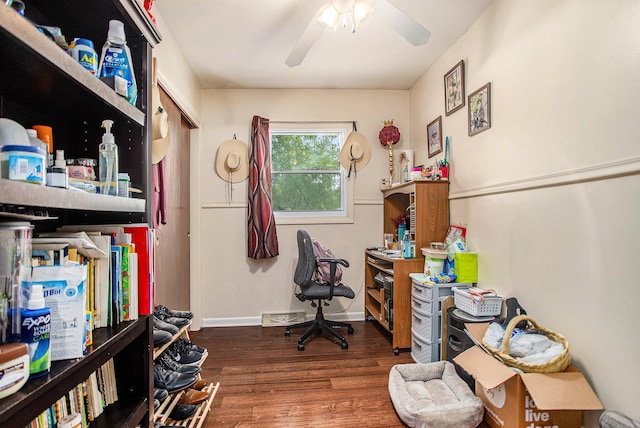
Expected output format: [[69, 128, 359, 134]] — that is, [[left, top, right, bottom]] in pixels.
[[389, 361, 484, 428]]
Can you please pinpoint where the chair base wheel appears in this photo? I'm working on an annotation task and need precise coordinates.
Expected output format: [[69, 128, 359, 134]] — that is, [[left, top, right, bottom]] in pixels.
[[347, 327, 354, 334], [284, 329, 290, 336], [341, 341, 348, 349], [394, 348, 400, 356], [298, 343, 305, 351]]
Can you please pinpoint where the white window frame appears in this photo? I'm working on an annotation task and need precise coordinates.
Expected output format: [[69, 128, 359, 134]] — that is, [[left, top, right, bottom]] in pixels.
[[270, 122, 354, 225]]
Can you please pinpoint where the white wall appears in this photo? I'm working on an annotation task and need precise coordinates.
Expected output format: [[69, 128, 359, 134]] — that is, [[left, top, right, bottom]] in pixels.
[[409, 0, 640, 423], [199, 89, 410, 324]]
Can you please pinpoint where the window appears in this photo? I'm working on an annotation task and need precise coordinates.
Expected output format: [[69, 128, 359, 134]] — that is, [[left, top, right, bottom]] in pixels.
[[271, 123, 350, 221]]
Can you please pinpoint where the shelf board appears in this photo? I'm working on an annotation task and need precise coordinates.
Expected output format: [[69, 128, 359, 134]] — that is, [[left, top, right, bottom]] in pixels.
[[0, 179, 145, 212], [366, 287, 383, 305], [0, 4, 145, 126]]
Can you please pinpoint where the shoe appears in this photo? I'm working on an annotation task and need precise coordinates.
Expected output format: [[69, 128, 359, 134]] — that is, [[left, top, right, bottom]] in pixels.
[[156, 304, 193, 320], [178, 388, 209, 405], [154, 398, 160, 411], [153, 328, 173, 347], [175, 338, 206, 354], [153, 365, 197, 394], [192, 379, 207, 390], [153, 315, 179, 334], [154, 388, 169, 401], [158, 352, 201, 375], [154, 310, 190, 328], [169, 403, 198, 420], [167, 343, 205, 366]]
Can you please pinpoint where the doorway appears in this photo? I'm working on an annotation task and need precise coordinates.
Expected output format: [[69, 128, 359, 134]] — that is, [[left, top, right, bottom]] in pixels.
[[153, 85, 192, 311]]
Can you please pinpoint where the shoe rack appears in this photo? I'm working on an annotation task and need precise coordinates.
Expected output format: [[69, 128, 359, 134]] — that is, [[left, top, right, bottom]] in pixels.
[[153, 322, 220, 428]]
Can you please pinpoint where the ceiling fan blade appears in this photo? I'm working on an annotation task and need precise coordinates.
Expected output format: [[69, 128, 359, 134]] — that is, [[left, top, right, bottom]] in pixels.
[[286, 22, 324, 67], [374, 0, 431, 46]]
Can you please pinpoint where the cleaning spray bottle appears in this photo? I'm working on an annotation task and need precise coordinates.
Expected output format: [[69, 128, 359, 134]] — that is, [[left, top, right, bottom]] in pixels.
[[20, 284, 51, 379], [97, 20, 137, 105], [99, 120, 118, 196]]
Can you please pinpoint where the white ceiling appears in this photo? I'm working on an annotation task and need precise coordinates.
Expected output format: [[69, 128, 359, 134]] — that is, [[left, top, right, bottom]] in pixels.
[[154, 0, 494, 90]]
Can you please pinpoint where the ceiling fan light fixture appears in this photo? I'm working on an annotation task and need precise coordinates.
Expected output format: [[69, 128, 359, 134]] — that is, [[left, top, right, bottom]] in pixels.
[[317, 0, 373, 32], [317, 3, 340, 31], [352, 0, 374, 26]]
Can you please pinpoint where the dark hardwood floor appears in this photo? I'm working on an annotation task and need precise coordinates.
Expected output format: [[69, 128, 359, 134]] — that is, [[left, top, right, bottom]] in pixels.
[[190, 320, 416, 427]]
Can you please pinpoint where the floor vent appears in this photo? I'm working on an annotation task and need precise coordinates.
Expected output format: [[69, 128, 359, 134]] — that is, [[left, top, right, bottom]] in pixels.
[[261, 311, 306, 327]]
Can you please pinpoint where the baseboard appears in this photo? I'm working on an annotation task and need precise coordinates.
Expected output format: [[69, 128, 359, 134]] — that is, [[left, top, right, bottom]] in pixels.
[[202, 311, 365, 328]]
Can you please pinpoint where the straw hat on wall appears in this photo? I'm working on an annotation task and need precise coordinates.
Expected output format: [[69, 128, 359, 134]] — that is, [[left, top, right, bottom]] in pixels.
[[215, 138, 249, 183], [339, 131, 371, 177]]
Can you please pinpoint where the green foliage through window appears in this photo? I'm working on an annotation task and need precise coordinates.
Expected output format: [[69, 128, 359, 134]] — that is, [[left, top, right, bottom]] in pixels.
[[271, 130, 345, 213]]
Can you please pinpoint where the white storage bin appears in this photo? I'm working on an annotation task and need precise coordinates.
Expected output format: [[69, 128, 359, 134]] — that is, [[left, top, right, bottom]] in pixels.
[[452, 286, 503, 317], [411, 328, 440, 363]]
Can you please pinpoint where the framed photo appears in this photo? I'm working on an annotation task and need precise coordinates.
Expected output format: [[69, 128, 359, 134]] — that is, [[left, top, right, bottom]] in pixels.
[[468, 82, 491, 136], [444, 60, 465, 116], [427, 116, 442, 158]]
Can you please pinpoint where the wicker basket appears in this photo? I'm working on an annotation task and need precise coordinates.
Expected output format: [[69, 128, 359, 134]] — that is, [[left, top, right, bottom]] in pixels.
[[481, 315, 571, 374]]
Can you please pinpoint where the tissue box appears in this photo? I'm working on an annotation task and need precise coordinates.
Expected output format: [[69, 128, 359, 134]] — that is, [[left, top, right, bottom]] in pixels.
[[26, 264, 87, 361]]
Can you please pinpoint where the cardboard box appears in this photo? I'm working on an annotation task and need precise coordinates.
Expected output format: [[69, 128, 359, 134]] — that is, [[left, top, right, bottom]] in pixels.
[[454, 323, 602, 428]]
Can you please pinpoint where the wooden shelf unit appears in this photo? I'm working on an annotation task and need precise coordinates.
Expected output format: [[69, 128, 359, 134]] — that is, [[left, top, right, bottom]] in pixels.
[[365, 181, 450, 354]]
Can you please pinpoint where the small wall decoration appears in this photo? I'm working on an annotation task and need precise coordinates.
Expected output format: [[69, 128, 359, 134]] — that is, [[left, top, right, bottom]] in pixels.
[[444, 60, 465, 116], [468, 82, 491, 136], [427, 116, 442, 158]]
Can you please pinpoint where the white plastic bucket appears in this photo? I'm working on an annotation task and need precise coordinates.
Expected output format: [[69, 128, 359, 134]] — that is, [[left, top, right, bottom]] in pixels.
[[422, 248, 447, 277]]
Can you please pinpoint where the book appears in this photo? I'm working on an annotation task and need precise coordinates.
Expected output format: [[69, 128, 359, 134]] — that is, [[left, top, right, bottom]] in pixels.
[[87, 234, 112, 328], [110, 246, 122, 324], [59, 224, 155, 316], [31, 242, 69, 266]]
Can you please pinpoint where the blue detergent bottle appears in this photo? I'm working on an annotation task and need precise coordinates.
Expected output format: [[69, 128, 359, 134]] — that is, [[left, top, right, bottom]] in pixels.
[[98, 20, 137, 105], [20, 284, 51, 379]]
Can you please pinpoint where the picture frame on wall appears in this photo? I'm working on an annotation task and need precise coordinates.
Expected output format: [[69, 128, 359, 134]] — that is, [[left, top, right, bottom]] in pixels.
[[468, 82, 491, 136], [427, 116, 442, 158], [444, 60, 465, 116]]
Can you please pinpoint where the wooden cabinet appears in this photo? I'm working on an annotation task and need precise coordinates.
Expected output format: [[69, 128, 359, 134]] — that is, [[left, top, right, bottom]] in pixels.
[[365, 251, 423, 354], [382, 181, 450, 251], [0, 1, 160, 426], [365, 181, 450, 354]]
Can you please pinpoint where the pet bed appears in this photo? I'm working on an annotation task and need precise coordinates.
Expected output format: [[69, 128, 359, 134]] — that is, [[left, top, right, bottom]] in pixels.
[[388, 361, 483, 428]]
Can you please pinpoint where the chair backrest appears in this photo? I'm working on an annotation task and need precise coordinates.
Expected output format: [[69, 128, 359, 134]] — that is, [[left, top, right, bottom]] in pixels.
[[294, 229, 316, 287]]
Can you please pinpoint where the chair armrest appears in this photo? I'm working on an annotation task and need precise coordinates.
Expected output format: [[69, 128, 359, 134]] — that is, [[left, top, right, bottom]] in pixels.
[[318, 257, 350, 268]]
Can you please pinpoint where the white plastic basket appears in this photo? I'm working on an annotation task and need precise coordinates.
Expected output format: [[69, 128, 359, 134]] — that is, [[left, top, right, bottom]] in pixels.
[[452, 286, 503, 317]]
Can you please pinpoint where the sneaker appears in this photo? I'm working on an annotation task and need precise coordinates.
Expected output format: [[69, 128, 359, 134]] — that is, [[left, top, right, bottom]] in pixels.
[[175, 338, 206, 354], [157, 352, 201, 375], [155, 305, 193, 320], [166, 343, 204, 366]]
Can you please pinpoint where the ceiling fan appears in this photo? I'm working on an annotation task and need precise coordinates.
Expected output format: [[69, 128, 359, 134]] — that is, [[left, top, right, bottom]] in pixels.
[[286, 0, 431, 67]]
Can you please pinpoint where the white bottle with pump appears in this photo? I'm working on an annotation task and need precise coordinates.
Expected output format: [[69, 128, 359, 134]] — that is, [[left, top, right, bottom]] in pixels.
[[99, 120, 118, 196]]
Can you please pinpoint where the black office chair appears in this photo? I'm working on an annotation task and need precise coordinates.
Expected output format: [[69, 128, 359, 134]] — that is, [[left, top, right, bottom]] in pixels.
[[285, 229, 356, 350]]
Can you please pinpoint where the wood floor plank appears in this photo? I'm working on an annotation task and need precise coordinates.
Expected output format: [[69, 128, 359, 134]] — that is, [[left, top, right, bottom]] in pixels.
[[184, 320, 492, 427]]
